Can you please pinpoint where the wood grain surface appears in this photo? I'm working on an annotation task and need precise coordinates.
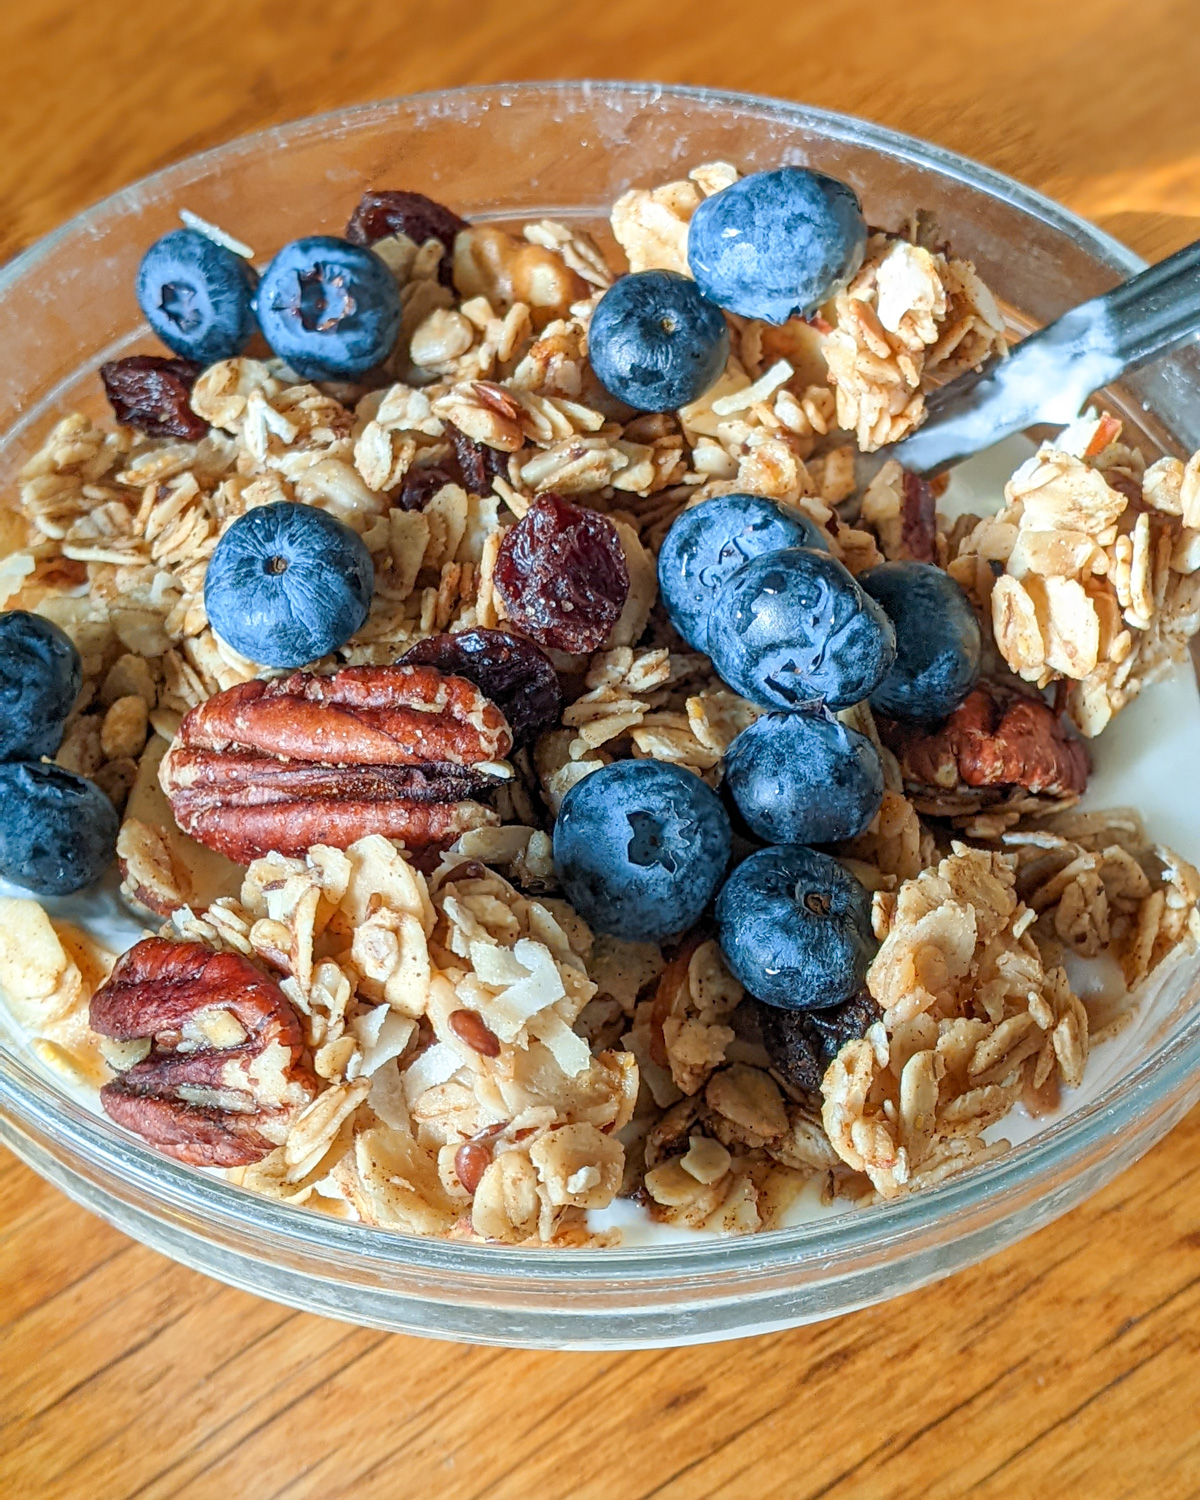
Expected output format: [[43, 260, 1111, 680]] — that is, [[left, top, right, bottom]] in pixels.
[[3, 1, 1200, 1495]]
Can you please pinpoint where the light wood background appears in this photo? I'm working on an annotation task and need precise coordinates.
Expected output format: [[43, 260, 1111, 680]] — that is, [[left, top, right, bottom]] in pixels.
[[3, 1, 1200, 1495]]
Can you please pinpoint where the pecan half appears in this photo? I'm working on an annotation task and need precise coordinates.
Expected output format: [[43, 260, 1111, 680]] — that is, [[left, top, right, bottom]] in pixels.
[[883, 681, 1089, 801], [160, 665, 512, 863], [91, 938, 317, 1166]]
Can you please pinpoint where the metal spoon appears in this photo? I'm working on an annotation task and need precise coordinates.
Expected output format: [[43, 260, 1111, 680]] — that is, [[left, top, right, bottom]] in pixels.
[[880, 237, 1200, 478]]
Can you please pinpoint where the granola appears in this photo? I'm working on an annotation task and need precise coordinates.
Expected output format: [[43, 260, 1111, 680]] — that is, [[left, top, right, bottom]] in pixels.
[[1, 162, 1198, 1249]]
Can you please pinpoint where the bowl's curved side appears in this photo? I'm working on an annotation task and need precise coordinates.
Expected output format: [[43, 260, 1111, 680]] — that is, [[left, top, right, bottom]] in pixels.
[[3, 1015, 1199, 1347]]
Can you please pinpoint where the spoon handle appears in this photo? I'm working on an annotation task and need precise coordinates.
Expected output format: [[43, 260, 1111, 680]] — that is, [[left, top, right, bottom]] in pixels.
[[887, 237, 1200, 477], [1104, 237, 1200, 368]]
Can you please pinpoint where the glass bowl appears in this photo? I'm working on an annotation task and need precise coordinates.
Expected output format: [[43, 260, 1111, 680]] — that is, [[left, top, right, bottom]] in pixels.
[[1, 81, 1198, 1350]]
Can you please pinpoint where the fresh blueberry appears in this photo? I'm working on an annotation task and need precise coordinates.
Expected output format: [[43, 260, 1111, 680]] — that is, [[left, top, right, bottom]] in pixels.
[[553, 760, 732, 942], [587, 269, 729, 412], [0, 761, 118, 895], [860, 561, 983, 724], [687, 167, 868, 324], [724, 711, 884, 845], [0, 611, 82, 761], [255, 236, 402, 380], [706, 547, 896, 712], [205, 502, 374, 668], [136, 229, 258, 364], [657, 493, 829, 651], [715, 844, 875, 1011]]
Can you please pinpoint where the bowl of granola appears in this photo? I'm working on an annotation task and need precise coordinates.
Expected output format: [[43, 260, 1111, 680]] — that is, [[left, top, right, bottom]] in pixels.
[[1, 81, 1198, 1348]]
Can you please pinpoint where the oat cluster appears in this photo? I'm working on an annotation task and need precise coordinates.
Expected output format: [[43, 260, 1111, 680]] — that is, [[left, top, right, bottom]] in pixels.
[[2, 163, 1199, 1244]]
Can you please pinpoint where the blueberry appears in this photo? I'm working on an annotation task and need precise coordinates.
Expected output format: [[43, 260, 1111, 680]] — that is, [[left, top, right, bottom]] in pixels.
[[715, 844, 875, 1011], [0, 762, 118, 895], [724, 711, 884, 845], [687, 168, 867, 325], [205, 502, 374, 668], [657, 493, 829, 651], [553, 760, 731, 942], [587, 270, 729, 412], [860, 561, 983, 724], [706, 548, 896, 712], [136, 229, 258, 364], [255, 236, 401, 380], [0, 611, 82, 761]]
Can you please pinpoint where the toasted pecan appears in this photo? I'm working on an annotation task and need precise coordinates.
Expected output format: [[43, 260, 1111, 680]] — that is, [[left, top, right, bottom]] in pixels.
[[159, 665, 512, 864], [884, 681, 1089, 800], [91, 938, 317, 1167], [175, 665, 511, 767]]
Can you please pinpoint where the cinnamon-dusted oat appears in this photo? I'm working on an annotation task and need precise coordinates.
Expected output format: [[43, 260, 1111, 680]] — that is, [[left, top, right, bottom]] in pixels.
[[647, 938, 743, 1095], [0, 897, 113, 1088], [823, 233, 1007, 451], [952, 416, 1200, 736], [452, 224, 589, 329]]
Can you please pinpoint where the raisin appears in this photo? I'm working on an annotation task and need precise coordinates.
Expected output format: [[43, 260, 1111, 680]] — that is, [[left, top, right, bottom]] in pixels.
[[400, 628, 562, 745], [808, 991, 881, 1061], [345, 190, 467, 288], [754, 1003, 822, 1091], [396, 463, 460, 512], [100, 356, 209, 440], [493, 495, 629, 655], [754, 992, 880, 1092], [446, 421, 515, 495]]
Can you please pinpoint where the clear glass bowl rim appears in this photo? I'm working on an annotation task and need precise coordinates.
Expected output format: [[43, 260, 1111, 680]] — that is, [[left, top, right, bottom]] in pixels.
[[0, 79, 1196, 1301]]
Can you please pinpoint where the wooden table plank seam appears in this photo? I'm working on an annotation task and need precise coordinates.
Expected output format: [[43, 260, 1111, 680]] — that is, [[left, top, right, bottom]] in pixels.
[[118, 1327, 394, 1500]]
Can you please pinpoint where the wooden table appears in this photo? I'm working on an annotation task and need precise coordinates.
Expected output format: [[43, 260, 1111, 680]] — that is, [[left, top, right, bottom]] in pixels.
[[3, 1, 1200, 1494]]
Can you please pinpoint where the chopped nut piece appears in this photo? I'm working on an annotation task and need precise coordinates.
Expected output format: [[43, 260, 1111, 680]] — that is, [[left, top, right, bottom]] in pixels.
[[884, 682, 1088, 802]]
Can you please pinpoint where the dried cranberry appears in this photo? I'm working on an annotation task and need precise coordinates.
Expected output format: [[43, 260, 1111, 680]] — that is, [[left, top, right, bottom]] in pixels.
[[345, 190, 467, 288], [396, 463, 460, 512], [400, 628, 562, 744], [755, 992, 880, 1092], [900, 469, 937, 563], [446, 422, 514, 495], [395, 431, 511, 510], [493, 495, 629, 655], [100, 356, 209, 440]]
